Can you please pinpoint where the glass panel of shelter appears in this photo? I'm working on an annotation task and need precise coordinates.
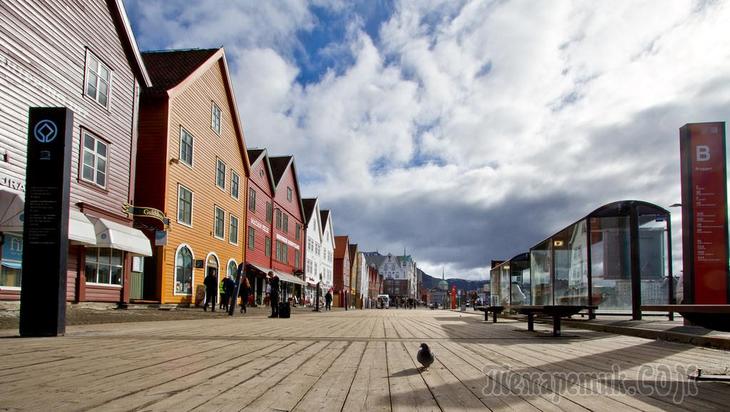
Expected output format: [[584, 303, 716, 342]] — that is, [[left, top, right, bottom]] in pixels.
[[530, 240, 552, 305], [553, 220, 589, 306], [637, 213, 671, 306], [590, 216, 632, 312]]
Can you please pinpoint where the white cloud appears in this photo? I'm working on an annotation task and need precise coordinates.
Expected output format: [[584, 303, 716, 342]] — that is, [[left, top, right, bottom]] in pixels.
[[127, 0, 730, 280]]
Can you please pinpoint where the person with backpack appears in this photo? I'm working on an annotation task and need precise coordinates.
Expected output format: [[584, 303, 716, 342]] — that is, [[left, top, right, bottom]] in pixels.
[[203, 271, 217, 312], [268, 271, 280, 318], [238, 273, 251, 313], [325, 290, 332, 311], [221, 274, 235, 312]]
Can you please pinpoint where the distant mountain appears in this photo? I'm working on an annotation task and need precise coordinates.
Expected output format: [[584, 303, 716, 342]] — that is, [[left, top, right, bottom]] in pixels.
[[419, 269, 487, 292]]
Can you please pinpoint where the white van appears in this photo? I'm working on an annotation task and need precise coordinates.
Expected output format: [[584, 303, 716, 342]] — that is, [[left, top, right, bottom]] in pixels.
[[377, 294, 390, 309]]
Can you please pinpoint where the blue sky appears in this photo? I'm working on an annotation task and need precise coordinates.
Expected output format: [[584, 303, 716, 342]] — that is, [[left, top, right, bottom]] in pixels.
[[124, 0, 730, 280]]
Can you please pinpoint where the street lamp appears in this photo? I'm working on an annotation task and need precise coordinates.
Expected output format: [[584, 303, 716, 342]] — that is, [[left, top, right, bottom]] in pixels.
[[314, 273, 322, 312]]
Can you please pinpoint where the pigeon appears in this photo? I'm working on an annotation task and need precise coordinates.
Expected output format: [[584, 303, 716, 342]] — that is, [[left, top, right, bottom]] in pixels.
[[417, 343, 434, 370]]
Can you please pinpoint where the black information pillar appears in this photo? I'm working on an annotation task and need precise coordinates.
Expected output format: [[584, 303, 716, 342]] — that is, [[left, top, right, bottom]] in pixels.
[[19, 107, 73, 337]]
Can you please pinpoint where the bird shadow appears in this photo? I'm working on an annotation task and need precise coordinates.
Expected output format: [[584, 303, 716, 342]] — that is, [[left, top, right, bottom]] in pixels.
[[390, 368, 421, 377]]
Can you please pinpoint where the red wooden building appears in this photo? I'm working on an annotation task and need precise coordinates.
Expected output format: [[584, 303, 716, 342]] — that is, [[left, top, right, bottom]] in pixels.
[[245, 150, 305, 303], [333, 235, 351, 308]]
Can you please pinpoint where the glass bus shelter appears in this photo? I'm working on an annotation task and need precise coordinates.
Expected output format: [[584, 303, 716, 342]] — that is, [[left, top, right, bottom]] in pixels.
[[491, 200, 674, 319]]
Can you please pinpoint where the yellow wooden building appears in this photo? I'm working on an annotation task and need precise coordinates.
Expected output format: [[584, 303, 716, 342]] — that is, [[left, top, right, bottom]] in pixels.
[[135, 48, 250, 304]]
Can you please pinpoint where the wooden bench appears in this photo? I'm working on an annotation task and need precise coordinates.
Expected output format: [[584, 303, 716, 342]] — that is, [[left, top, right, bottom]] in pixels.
[[477, 305, 504, 323], [641, 304, 730, 332], [511, 305, 597, 336]]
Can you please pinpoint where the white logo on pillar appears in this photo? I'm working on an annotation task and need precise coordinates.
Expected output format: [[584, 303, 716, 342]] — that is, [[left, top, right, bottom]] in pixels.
[[696, 145, 711, 162]]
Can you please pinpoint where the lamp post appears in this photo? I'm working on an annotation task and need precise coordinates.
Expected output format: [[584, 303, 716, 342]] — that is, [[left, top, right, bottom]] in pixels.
[[314, 274, 321, 312]]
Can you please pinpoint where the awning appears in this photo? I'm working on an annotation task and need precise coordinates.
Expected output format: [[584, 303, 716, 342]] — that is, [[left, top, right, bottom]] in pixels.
[[89, 217, 152, 256], [0, 189, 24, 232], [275, 270, 306, 286], [1, 260, 22, 270], [69, 210, 97, 245], [247, 262, 273, 275]]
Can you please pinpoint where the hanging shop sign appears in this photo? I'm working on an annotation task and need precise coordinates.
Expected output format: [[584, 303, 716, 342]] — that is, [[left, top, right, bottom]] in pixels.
[[122, 203, 170, 227]]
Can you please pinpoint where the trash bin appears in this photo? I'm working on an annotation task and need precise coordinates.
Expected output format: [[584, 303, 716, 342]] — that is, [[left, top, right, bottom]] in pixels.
[[278, 301, 291, 318]]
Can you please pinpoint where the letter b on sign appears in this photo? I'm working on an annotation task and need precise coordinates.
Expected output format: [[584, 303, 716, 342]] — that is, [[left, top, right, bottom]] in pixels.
[[697, 145, 711, 161]]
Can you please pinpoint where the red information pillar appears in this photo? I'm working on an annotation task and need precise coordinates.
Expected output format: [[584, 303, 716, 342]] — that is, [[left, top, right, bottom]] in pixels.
[[679, 122, 729, 304]]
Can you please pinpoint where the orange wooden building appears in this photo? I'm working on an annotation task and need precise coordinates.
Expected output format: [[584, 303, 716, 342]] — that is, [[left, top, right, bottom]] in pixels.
[[135, 48, 249, 304]]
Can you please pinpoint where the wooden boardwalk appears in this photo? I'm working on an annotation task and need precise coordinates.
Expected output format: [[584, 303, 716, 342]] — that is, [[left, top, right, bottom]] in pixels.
[[1, 309, 728, 411]]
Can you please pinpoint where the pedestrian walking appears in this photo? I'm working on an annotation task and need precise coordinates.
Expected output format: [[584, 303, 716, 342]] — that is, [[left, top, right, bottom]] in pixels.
[[203, 271, 217, 312], [238, 273, 251, 313], [222, 274, 235, 312], [325, 290, 332, 311], [268, 271, 280, 318]]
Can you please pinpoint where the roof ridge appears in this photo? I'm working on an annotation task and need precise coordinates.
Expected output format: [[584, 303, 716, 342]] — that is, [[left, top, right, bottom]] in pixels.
[[141, 47, 220, 54]]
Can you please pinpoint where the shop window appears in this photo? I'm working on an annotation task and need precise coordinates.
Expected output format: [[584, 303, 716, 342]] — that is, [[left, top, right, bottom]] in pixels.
[[85, 248, 123, 285], [175, 245, 193, 295]]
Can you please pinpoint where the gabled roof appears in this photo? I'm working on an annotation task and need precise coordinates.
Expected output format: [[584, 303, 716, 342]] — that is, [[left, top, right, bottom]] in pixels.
[[320, 210, 330, 235], [302, 198, 317, 225], [334, 236, 349, 259], [108, 0, 151, 87], [246, 148, 276, 193], [348, 244, 358, 269], [140, 47, 250, 176], [269, 155, 305, 225], [364, 253, 386, 268], [247, 149, 266, 165], [142, 48, 218, 94], [269, 156, 293, 187]]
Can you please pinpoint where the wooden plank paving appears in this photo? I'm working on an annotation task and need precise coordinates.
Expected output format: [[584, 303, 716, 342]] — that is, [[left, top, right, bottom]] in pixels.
[[0, 309, 728, 411]]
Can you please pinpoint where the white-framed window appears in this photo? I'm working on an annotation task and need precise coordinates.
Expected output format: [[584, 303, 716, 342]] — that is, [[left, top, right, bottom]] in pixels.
[[287, 186, 293, 201], [211, 102, 222, 135], [229, 215, 239, 245], [283, 213, 288, 233], [81, 131, 108, 188], [174, 244, 193, 295], [85, 248, 123, 285], [231, 171, 240, 199], [216, 158, 226, 190], [214, 206, 225, 239], [177, 184, 193, 226], [265, 236, 271, 257], [84, 50, 112, 108], [179, 127, 194, 166]]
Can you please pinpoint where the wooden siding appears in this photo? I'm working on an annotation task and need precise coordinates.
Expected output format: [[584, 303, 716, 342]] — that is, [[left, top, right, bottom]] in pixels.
[[0, 0, 138, 218], [273, 166, 302, 222], [0, 1, 144, 303], [66, 246, 80, 302], [134, 97, 169, 211], [246, 173, 274, 270], [249, 154, 274, 198], [271, 164, 304, 274], [159, 59, 247, 304]]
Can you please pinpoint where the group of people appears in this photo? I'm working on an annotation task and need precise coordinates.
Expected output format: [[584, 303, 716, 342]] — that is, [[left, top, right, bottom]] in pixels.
[[392, 297, 418, 309], [202, 263, 251, 315], [201, 267, 341, 316]]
